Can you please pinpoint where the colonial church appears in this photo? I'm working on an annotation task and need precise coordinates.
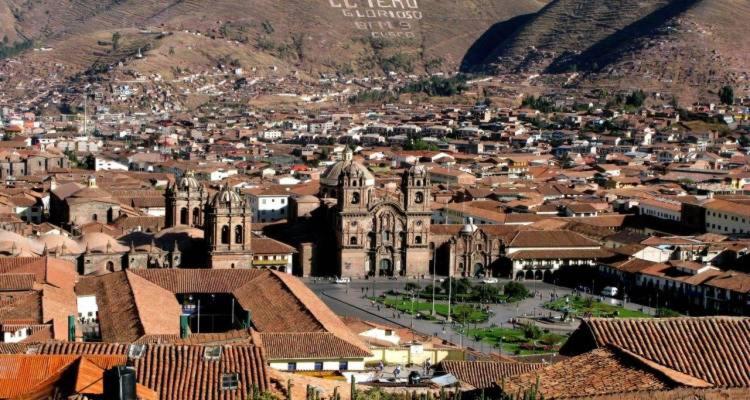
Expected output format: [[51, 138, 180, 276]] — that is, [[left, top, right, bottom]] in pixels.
[[164, 171, 254, 269], [29, 172, 264, 274], [319, 149, 431, 278]]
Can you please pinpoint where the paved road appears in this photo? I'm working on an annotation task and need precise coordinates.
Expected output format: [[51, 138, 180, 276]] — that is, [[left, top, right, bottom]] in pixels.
[[307, 276, 656, 355]]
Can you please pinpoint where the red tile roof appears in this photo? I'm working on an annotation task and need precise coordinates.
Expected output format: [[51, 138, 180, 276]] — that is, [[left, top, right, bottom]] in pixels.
[[259, 332, 371, 359], [501, 347, 698, 399], [561, 317, 750, 387], [439, 360, 544, 389], [7, 344, 270, 400]]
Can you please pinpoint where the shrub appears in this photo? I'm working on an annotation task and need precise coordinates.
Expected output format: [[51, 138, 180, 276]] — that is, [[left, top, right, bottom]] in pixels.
[[504, 282, 529, 301], [521, 324, 543, 340]]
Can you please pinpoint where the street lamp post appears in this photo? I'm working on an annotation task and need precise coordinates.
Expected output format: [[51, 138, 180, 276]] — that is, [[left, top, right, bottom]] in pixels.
[[431, 247, 436, 316], [447, 272, 453, 323]]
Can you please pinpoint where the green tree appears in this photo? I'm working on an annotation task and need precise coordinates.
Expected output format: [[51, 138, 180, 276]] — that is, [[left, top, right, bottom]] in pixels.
[[521, 323, 542, 340], [404, 282, 421, 292], [83, 154, 96, 170], [625, 90, 646, 107], [112, 32, 121, 51], [403, 138, 438, 151], [475, 284, 501, 303], [503, 282, 529, 301], [719, 85, 734, 105], [441, 277, 472, 296]]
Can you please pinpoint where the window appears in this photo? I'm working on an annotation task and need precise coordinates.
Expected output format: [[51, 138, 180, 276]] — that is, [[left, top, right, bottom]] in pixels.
[[221, 226, 230, 244], [415, 192, 424, 204], [235, 225, 244, 244], [314, 362, 324, 371], [415, 236, 422, 244], [180, 207, 188, 225], [221, 373, 239, 390], [287, 362, 297, 371], [204, 346, 222, 360], [351, 192, 360, 204], [339, 361, 349, 371], [384, 329, 393, 336], [350, 236, 358, 245], [128, 344, 146, 359]]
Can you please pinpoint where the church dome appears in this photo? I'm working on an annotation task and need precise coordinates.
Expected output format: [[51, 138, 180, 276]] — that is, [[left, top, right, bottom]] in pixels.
[[175, 171, 202, 191], [211, 186, 244, 206], [37, 234, 84, 255], [0, 230, 44, 256], [69, 177, 112, 200], [320, 157, 375, 187], [77, 232, 129, 253]]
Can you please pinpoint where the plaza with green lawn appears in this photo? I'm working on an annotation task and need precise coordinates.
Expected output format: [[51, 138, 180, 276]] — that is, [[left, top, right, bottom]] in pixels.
[[373, 296, 490, 323], [545, 295, 652, 318], [466, 325, 568, 355]]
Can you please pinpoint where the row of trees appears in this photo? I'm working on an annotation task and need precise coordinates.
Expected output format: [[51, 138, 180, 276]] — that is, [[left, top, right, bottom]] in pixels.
[[404, 279, 530, 303]]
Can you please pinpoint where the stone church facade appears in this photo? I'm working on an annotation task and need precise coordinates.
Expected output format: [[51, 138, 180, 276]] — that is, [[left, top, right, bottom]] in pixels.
[[321, 150, 431, 278]]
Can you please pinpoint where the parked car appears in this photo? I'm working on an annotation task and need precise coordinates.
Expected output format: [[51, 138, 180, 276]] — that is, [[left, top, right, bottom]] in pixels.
[[576, 285, 592, 294], [482, 277, 499, 284], [335, 277, 351, 284], [601, 286, 618, 297]]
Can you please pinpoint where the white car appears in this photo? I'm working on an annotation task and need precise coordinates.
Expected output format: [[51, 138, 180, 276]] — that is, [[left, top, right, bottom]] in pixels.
[[601, 286, 618, 297], [482, 278, 499, 284], [335, 277, 351, 284]]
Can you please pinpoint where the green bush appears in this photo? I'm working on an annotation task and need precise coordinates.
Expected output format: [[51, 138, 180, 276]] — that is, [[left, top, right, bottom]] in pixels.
[[656, 308, 680, 318], [504, 282, 529, 300], [521, 324, 543, 340]]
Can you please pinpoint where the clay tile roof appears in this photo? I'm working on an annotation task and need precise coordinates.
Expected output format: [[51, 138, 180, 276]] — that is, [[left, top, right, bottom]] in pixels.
[[84, 271, 180, 342], [501, 348, 681, 399], [510, 230, 601, 248], [704, 271, 750, 293], [128, 269, 370, 356], [0, 292, 43, 324], [0, 354, 80, 398], [0, 273, 35, 291], [560, 317, 750, 387], [439, 361, 544, 389], [15, 344, 270, 400], [252, 237, 297, 255], [259, 332, 371, 360]]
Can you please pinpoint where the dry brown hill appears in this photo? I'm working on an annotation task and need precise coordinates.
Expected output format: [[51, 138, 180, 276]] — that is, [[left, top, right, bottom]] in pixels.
[[461, 0, 749, 101], [0, 0, 549, 76]]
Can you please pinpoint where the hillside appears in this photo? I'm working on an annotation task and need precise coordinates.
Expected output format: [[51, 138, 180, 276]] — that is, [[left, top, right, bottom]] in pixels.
[[0, 0, 549, 77], [460, 0, 750, 101]]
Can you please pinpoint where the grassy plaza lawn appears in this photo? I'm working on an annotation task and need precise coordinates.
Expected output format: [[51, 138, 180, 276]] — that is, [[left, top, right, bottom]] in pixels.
[[545, 295, 652, 318], [466, 325, 568, 355], [374, 296, 490, 323]]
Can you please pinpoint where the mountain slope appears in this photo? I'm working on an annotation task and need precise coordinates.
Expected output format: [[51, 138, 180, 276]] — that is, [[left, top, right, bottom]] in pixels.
[[1, 0, 550, 76], [462, 0, 749, 101]]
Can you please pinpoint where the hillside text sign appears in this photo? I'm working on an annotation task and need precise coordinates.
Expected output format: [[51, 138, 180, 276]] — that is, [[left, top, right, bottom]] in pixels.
[[329, 0, 423, 38]]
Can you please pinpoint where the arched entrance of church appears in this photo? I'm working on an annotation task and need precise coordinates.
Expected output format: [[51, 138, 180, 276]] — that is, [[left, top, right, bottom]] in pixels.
[[379, 259, 393, 276], [474, 263, 485, 278]]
